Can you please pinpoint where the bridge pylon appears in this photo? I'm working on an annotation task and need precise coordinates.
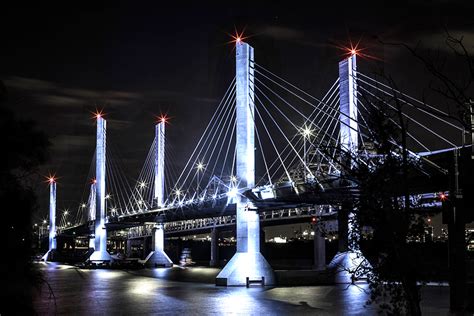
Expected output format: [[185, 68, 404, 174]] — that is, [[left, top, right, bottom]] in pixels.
[[328, 53, 370, 282], [216, 41, 275, 286], [88, 116, 112, 262], [42, 179, 57, 261], [154, 121, 165, 208]]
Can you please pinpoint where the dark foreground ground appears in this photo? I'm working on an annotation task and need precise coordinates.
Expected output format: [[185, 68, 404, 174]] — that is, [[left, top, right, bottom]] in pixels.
[[34, 262, 450, 315]]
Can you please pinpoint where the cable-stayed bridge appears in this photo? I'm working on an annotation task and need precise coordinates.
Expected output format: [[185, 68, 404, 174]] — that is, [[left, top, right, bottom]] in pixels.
[[42, 40, 469, 286]]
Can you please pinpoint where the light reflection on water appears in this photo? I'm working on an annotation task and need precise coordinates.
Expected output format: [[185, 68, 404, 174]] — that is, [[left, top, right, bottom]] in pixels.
[[37, 265, 380, 315]]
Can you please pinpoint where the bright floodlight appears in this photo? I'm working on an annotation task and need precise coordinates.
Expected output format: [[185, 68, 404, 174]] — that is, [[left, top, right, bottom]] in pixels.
[[139, 181, 146, 188], [81, 203, 86, 208], [227, 187, 238, 198], [351, 49, 357, 55], [175, 189, 182, 197], [196, 162, 205, 171], [43, 220, 47, 224], [64, 210, 68, 215], [300, 125, 313, 138]]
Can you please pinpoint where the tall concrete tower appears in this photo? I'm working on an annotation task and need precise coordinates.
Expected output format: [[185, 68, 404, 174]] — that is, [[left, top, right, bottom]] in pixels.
[[89, 116, 111, 261], [216, 41, 275, 286], [144, 121, 173, 267], [42, 178, 57, 261], [339, 54, 358, 164], [154, 121, 165, 208], [329, 53, 370, 281]]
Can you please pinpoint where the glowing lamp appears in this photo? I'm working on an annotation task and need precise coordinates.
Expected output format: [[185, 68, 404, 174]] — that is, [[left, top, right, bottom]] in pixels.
[[350, 49, 357, 55], [439, 192, 447, 201], [227, 187, 238, 198]]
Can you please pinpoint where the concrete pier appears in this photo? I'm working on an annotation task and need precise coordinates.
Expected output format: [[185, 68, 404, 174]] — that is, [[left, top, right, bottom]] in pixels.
[[313, 223, 326, 271], [209, 227, 219, 267], [216, 41, 275, 286], [144, 222, 173, 267]]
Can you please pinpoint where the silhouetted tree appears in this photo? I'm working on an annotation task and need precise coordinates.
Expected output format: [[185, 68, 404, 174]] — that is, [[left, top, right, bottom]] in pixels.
[[0, 80, 50, 314]]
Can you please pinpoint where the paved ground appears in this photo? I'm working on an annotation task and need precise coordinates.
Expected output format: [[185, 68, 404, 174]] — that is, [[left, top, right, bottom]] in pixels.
[[34, 262, 450, 315]]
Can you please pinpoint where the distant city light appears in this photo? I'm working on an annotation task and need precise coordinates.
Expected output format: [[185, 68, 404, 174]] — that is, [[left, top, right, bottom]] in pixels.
[[105, 194, 111, 199], [81, 203, 86, 208], [43, 220, 47, 224], [230, 175, 237, 183], [91, 178, 97, 184], [139, 181, 146, 188], [175, 189, 182, 197], [64, 210, 68, 215]]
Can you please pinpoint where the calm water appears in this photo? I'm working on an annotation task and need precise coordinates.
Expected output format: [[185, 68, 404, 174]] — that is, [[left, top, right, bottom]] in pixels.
[[34, 262, 449, 315]]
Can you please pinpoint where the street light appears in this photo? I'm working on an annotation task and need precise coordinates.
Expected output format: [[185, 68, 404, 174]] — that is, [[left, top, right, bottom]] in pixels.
[[299, 125, 313, 179], [196, 161, 205, 195]]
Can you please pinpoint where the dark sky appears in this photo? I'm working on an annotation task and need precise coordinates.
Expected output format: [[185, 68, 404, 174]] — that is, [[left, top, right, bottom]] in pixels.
[[1, 1, 473, 222]]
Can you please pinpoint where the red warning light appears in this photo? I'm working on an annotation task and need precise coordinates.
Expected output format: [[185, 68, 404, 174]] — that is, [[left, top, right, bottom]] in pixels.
[[91, 178, 97, 184], [44, 174, 57, 185], [439, 192, 447, 201], [311, 217, 317, 224]]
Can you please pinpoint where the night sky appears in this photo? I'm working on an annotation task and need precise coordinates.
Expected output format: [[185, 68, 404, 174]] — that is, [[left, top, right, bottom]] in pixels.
[[1, 1, 473, 222]]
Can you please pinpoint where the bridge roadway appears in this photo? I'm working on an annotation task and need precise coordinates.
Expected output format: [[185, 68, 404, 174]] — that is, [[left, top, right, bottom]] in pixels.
[[60, 149, 451, 238]]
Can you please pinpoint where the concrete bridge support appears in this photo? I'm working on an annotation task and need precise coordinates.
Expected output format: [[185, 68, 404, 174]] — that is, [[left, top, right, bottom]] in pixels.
[[209, 226, 219, 267], [126, 239, 132, 257], [329, 53, 370, 282], [42, 180, 57, 261], [144, 222, 173, 267], [88, 182, 96, 249], [216, 41, 275, 286], [313, 223, 326, 271], [89, 116, 112, 262], [154, 121, 165, 208]]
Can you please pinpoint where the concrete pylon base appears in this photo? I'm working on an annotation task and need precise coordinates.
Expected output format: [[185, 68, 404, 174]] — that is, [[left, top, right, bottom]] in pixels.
[[41, 249, 58, 262], [215, 252, 275, 286], [143, 250, 173, 268], [328, 251, 371, 284], [88, 250, 112, 262]]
